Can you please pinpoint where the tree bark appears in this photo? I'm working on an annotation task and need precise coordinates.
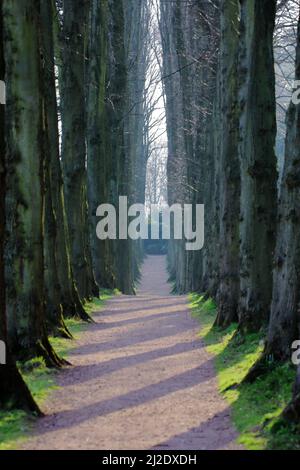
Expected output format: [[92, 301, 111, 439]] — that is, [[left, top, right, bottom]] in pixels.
[[86, 0, 114, 288], [215, 0, 240, 328], [262, 10, 300, 363], [0, 0, 41, 412], [237, 0, 278, 333], [160, 0, 219, 295], [40, 0, 90, 327], [61, 0, 99, 300], [4, 0, 63, 366]]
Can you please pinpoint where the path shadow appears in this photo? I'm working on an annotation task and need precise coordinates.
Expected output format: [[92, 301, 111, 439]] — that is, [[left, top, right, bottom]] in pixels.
[[99, 299, 188, 317], [73, 309, 194, 355], [106, 295, 184, 305], [151, 408, 239, 450], [92, 310, 191, 330], [32, 358, 216, 437], [58, 339, 204, 387]]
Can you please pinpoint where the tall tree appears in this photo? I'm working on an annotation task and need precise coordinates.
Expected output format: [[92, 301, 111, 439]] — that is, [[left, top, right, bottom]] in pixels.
[[41, 0, 71, 338], [61, 0, 99, 300], [160, 0, 219, 294], [4, 0, 62, 366], [237, 0, 278, 333], [122, 0, 150, 288], [86, 0, 111, 288], [102, 0, 135, 294], [266, 8, 300, 360], [41, 0, 89, 327], [0, 0, 40, 412], [215, 0, 240, 328]]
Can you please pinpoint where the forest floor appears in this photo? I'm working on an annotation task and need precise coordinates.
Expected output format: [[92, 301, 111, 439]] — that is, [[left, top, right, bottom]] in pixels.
[[20, 255, 241, 450]]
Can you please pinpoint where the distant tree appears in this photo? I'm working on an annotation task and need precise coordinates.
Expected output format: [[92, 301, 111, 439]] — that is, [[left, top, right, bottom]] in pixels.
[[86, 0, 111, 288], [159, 0, 219, 293]]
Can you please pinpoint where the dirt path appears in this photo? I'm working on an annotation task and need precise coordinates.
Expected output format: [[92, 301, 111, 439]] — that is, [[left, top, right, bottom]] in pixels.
[[22, 256, 241, 450]]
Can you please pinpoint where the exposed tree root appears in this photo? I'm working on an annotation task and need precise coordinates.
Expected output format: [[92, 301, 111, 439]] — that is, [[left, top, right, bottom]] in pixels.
[[37, 337, 70, 368], [0, 361, 42, 416], [282, 366, 300, 422], [213, 310, 237, 329], [241, 353, 276, 384], [57, 326, 73, 340], [282, 393, 300, 422], [73, 287, 94, 323], [58, 314, 73, 339]]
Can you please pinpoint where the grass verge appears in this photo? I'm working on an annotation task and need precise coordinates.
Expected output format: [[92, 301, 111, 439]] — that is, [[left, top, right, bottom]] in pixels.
[[0, 289, 117, 450], [189, 293, 300, 450]]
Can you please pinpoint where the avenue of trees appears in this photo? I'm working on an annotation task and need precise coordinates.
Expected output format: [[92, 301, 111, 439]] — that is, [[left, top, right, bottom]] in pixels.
[[0, 0, 149, 409], [159, 0, 300, 419], [1, 0, 300, 427]]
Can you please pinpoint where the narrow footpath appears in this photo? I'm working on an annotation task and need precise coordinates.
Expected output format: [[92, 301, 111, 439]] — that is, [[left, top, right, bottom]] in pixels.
[[22, 256, 241, 450]]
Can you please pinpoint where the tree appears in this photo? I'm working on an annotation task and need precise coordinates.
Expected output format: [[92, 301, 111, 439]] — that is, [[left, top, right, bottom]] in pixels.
[[159, 0, 219, 294], [61, 0, 99, 300], [41, 0, 73, 338], [41, 0, 89, 327], [266, 7, 300, 360], [86, 0, 111, 288], [237, 0, 278, 333], [3, 0, 63, 366], [214, 0, 240, 328], [0, 0, 40, 412]]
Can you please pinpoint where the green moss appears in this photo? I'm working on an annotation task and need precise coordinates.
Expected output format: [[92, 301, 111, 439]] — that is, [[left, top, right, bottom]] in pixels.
[[0, 290, 115, 450], [0, 357, 58, 450], [0, 410, 29, 450], [189, 293, 299, 450], [84, 289, 120, 316]]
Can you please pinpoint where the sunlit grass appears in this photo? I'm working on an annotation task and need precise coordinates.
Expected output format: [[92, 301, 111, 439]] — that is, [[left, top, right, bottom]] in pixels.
[[189, 293, 299, 450]]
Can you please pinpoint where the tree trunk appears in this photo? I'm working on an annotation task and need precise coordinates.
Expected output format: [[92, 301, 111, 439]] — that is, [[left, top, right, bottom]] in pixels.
[[41, 0, 71, 338], [40, 0, 89, 328], [160, 0, 219, 295], [283, 365, 300, 422], [106, 0, 135, 295], [237, 0, 278, 333], [4, 0, 63, 367], [61, 0, 99, 300], [86, 0, 114, 288], [0, 0, 41, 412], [215, 0, 240, 328], [264, 11, 300, 362]]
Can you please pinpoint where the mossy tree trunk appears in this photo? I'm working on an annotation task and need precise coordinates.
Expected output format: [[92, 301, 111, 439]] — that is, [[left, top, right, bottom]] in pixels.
[[4, 0, 63, 367], [215, 0, 240, 328], [237, 0, 278, 333], [46, 1, 91, 323], [61, 0, 99, 301], [41, 0, 84, 336], [123, 0, 149, 283], [105, 0, 135, 294], [0, 0, 41, 412], [265, 11, 300, 363], [86, 0, 113, 288]]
